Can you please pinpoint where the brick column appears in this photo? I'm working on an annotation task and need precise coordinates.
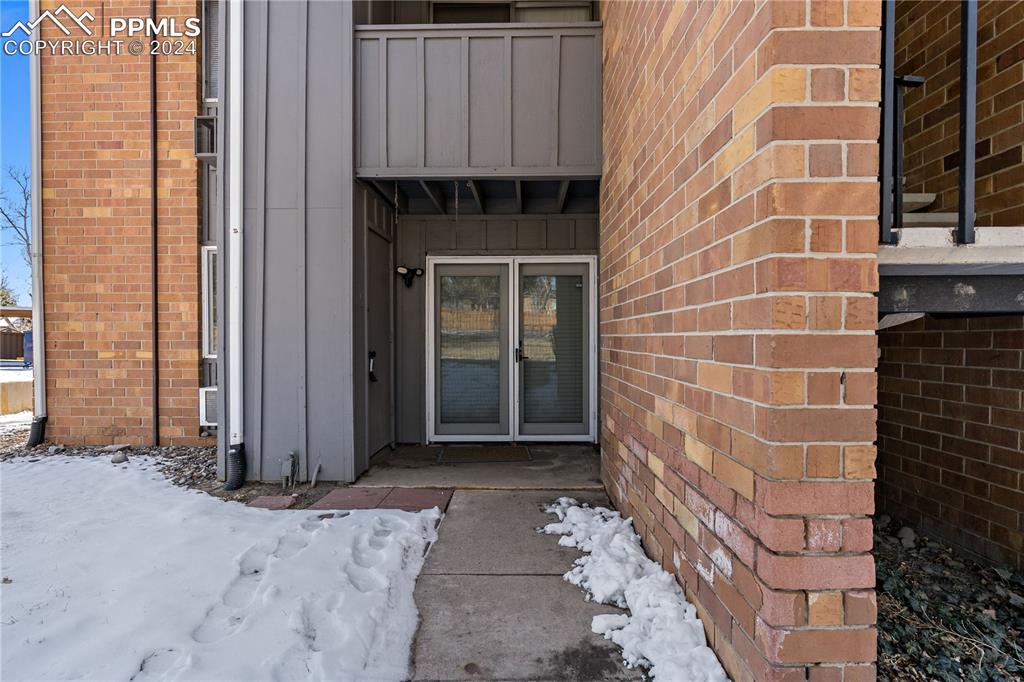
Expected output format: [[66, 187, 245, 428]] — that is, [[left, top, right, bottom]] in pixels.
[[599, 1, 881, 679], [40, 1, 208, 446]]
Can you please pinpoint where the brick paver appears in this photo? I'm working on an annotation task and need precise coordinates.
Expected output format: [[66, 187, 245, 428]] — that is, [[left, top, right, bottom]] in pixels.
[[308, 487, 392, 510], [247, 495, 297, 510], [305, 487, 455, 512], [378, 488, 454, 512]]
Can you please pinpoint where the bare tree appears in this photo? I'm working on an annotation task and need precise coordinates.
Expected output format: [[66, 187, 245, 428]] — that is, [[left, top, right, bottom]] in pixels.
[[0, 272, 16, 307], [1, 167, 32, 272]]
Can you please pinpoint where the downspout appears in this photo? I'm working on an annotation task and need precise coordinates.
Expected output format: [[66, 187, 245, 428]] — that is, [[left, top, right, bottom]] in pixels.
[[149, 0, 160, 446], [26, 0, 46, 447], [223, 0, 246, 489]]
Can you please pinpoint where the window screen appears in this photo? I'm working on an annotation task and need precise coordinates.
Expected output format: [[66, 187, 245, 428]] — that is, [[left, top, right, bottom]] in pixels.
[[521, 274, 584, 424], [203, 0, 219, 100], [438, 275, 502, 424], [202, 246, 217, 358]]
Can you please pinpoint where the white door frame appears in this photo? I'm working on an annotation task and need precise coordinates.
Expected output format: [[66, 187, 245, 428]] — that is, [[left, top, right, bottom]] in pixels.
[[425, 255, 598, 443]]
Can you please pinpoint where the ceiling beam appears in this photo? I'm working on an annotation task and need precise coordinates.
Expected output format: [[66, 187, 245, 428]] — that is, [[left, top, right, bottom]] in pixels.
[[367, 179, 393, 208], [879, 274, 1024, 314], [514, 180, 522, 214], [467, 180, 485, 214], [556, 180, 570, 214], [419, 180, 446, 214], [368, 180, 407, 214]]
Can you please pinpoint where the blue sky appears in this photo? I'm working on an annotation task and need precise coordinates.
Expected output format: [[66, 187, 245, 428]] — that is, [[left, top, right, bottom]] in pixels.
[[1, 0, 33, 305]]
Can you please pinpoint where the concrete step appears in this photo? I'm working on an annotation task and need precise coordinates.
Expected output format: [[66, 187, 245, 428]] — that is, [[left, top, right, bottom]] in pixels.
[[893, 227, 956, 247], [900, 212, 959, 227], [900, 192, 937, 211], [890, 225, 1024, 249], [975, 226, 1024, 247]]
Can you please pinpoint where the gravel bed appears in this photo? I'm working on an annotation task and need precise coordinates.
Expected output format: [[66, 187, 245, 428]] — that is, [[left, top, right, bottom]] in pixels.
[[876, 515, 1024, 681], [1, 430, 219, 491], [0, 426, 30, 456], [0, 430, 333, 506]]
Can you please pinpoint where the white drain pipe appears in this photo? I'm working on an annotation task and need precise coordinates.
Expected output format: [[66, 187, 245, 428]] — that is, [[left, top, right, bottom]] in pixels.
[[224, 0, 246, 487], [27, 0, 47, 447]]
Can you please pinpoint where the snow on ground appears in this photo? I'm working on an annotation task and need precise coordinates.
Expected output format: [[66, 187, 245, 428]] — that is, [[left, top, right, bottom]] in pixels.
[[0, 410, 32, 435], [544, 497, 729, 682], [0, 367, 33, 383], [1, 456, 440, 681]]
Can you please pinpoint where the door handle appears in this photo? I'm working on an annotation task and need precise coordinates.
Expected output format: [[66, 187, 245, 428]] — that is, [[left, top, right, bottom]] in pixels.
[[515, 346, 529, 363], [368, 350, 378, 382]]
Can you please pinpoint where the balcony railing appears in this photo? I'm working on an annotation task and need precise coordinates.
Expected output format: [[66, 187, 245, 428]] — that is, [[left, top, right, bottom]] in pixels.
[[354, 22, 602, 179], [880, 0, 977, 245]]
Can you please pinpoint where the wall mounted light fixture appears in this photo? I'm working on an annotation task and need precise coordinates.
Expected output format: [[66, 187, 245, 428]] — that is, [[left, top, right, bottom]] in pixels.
[[396, 265, 424, 288]]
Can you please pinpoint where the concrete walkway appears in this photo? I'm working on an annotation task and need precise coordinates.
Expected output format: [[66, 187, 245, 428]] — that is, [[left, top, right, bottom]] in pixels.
[[356, 444, 604, 490], [411, 490, 641, 681]]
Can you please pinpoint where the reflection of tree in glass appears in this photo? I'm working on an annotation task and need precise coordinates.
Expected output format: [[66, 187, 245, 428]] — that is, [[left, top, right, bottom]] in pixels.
[[522, 276, 557, 361], [441, 276, 500, 310], [440, 276, 500, 361], [523, 275, 554, 312]]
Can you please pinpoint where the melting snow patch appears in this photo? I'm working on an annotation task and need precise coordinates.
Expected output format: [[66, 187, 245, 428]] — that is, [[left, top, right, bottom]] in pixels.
[[0, 410, 32, 435], [0, 456, 440, 681], [543, 497, 729, 681]]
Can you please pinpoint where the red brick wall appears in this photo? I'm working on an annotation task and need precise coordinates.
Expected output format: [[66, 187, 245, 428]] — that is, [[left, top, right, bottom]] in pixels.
[[599, 1, 881, 679], [40, 0, 209, 446], [878, 315, 1023, 570], [898, 1, 1024, 226]]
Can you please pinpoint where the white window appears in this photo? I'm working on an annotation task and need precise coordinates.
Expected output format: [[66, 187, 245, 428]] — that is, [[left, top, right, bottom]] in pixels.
[[202, 0, 219, 101], [202, 245, 217, 358]]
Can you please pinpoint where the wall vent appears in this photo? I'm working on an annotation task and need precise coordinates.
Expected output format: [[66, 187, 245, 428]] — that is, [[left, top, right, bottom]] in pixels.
[[199, 386, 218, 426]]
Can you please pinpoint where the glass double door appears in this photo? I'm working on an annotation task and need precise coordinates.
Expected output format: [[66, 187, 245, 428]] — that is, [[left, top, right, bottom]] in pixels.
[[430, 258, 594, 441]]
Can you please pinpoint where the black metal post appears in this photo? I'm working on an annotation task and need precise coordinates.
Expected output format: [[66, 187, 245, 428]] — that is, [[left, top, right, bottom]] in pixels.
[[957, 0, 977, 244], [893, 84, 904, 232], [879, 0, 896, 244]]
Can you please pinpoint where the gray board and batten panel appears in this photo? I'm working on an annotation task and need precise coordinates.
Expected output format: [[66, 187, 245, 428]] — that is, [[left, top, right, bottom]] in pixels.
[[227, 5, 603, 480], [354, 22, 603, 178], [353, 182, 396, 477], [394, 215, 599, 444], [240, 0, 358, 483]]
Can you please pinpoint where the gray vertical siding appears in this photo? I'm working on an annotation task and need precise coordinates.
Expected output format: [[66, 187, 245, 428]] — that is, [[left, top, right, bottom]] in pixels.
[[354, 24, 602, 178], [305, 1, 356, 483], [353, 183, 395, 472], [241, 0, 356, 482], [226, 1, 603, 479], [394, 215, 598, 443]]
